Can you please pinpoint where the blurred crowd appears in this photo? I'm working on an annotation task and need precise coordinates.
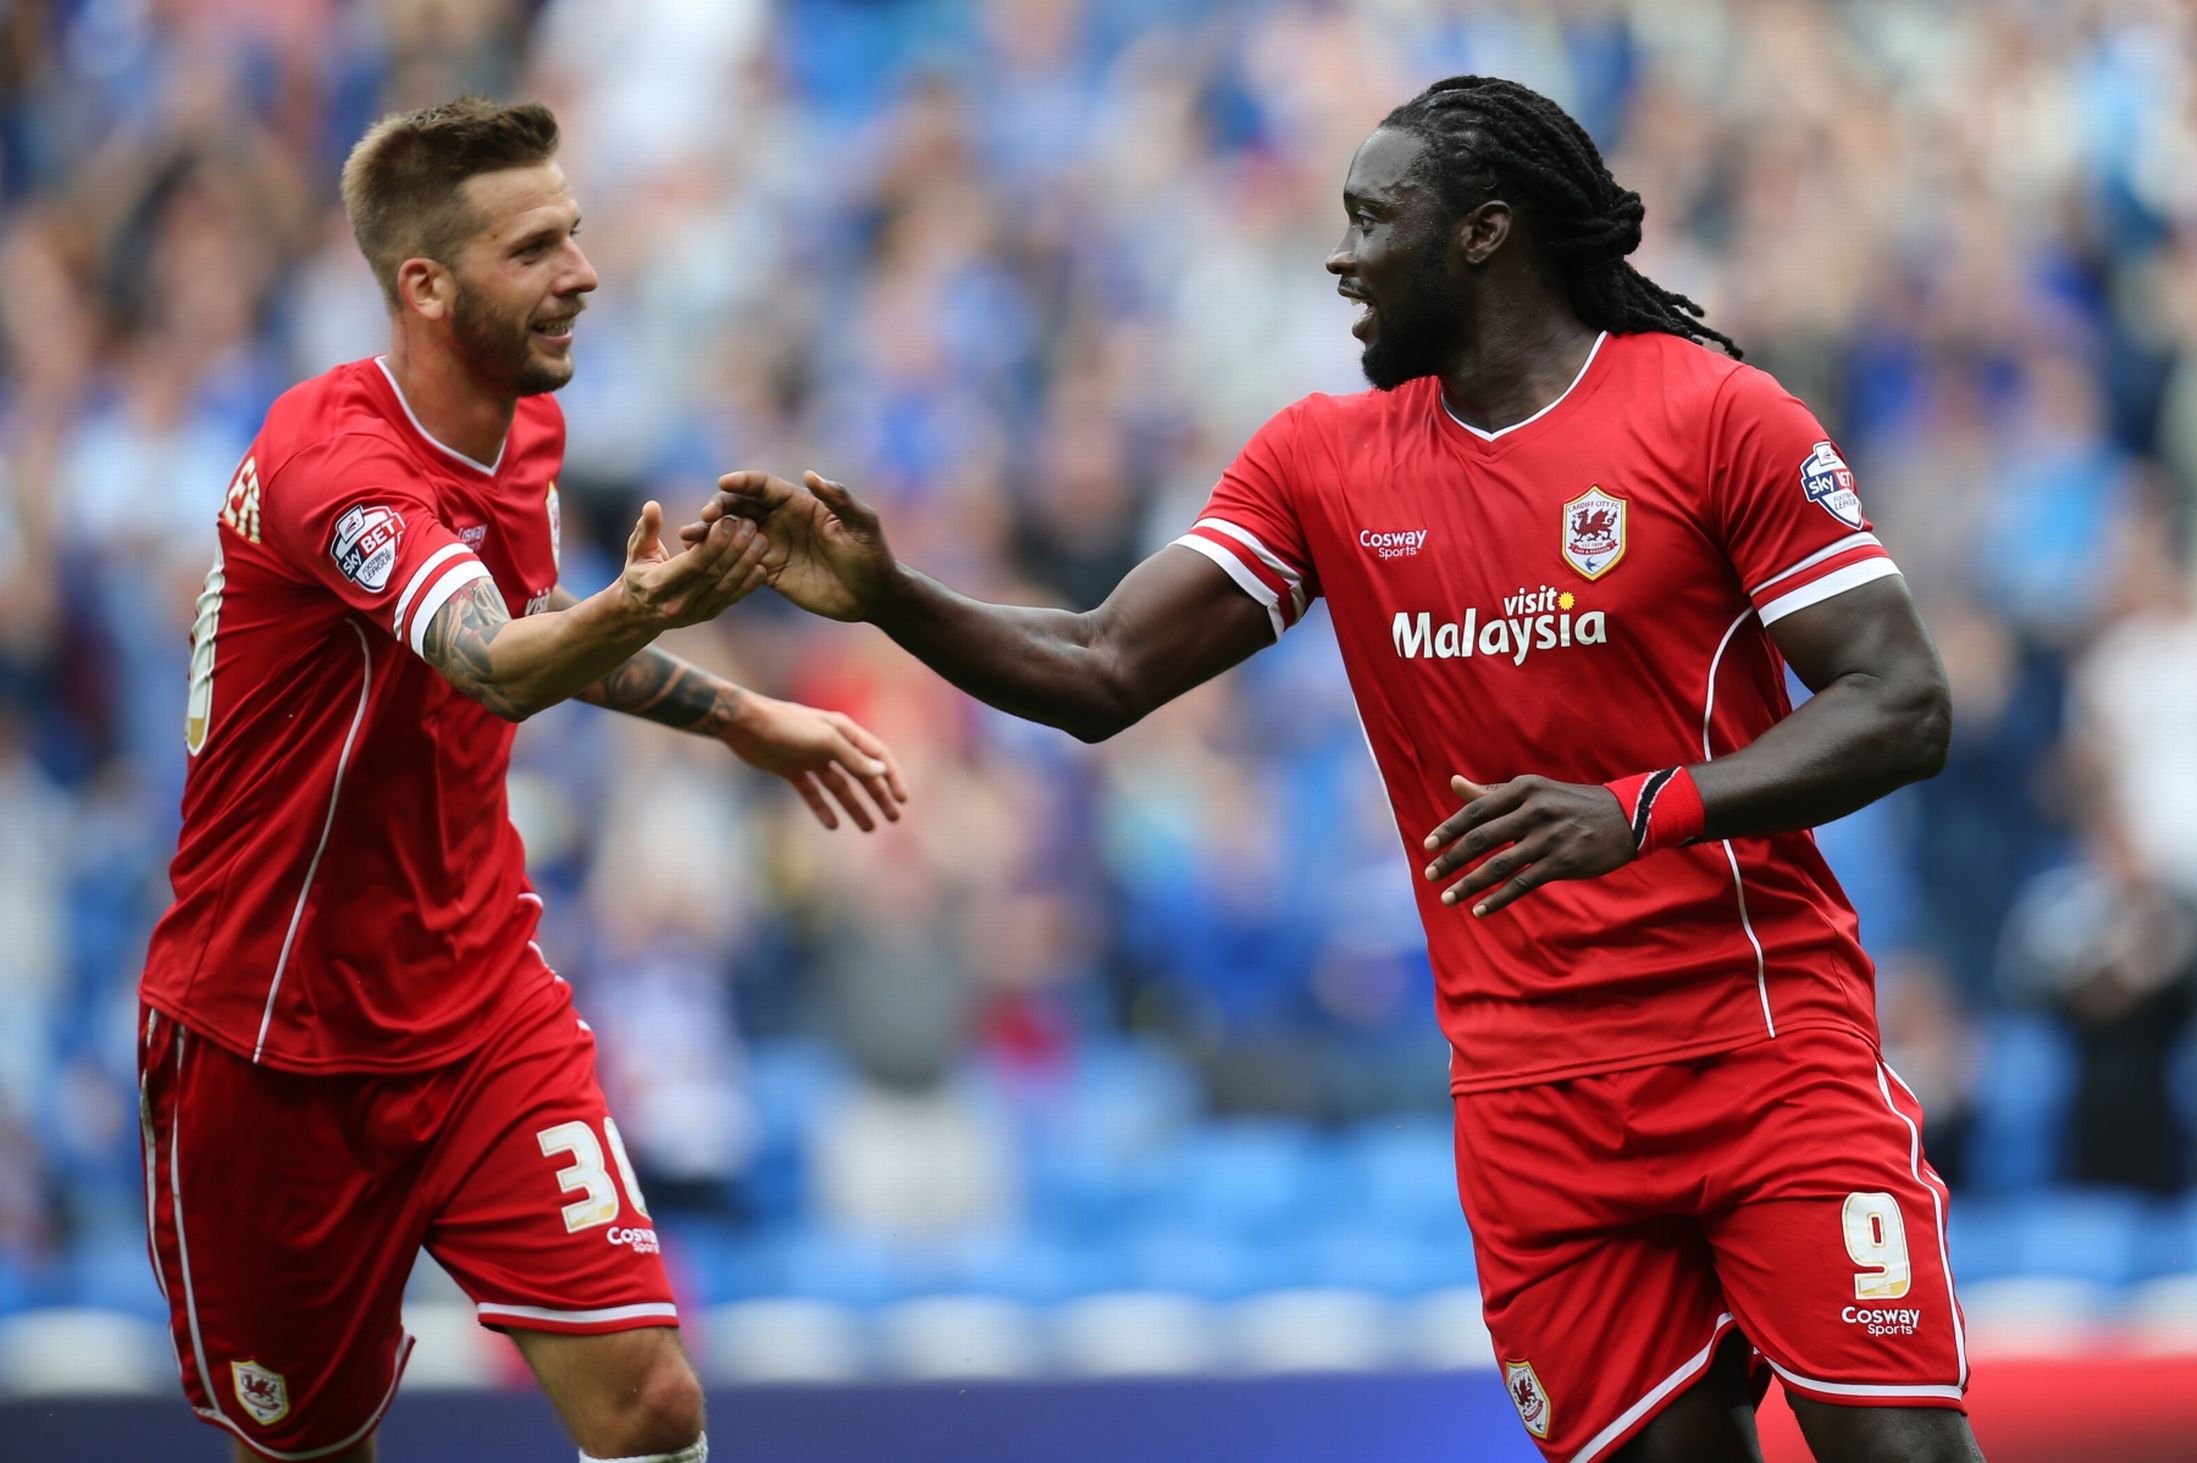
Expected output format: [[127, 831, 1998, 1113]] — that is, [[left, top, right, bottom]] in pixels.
[[4, 0, 2197, 1318]]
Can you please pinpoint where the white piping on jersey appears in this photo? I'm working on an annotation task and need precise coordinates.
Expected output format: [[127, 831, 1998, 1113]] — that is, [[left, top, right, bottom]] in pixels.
[[254, 622, 373, 1063], [1879, 1062, 1968, 1386], [1173, 533, 1287, 641], [474, 1300, 680, 1326], [1191, 516, 1309, 618], [407, 560, 496, 657], [374, 356, 503, 475], [1702, 607, 1774, 1038], [1748, 532, 1881, 596], [1569, 1311, 1734, 1463], [1759, 1358, 1963, 1403], [1440, 331, 1607, 441], [1759, 558, 1901, 627], [167, 1031, 215, 1412], [392, 543, 476, 637]]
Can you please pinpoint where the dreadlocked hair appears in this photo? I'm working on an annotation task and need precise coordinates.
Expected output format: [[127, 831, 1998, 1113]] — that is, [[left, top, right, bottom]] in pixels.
[[1382, 76, 1741, 358]]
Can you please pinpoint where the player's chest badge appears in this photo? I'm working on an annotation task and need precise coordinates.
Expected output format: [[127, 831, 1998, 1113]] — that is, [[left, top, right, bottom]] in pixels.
[[1561, 486, 1626, 581]]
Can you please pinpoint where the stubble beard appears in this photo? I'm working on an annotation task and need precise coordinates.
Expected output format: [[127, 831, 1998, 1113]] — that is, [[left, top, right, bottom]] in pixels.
[[1358, 241, 1470, 393], [450, 279, 572, 397]]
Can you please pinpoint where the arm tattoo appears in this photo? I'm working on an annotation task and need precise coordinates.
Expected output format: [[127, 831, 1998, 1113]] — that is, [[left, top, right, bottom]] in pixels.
[[420, 576, 523, 719], [578, 644, 743, 734]]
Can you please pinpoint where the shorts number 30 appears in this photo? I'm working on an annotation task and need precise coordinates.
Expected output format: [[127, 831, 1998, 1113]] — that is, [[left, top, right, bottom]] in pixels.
[[1842, 1190, 1911, 1300], [538, 1117, 651, 1232]]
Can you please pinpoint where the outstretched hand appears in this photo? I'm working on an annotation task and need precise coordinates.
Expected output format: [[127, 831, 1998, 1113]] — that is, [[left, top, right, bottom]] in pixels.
[[621, 499, 768, 628], [1420, 773, 1637, 915], [723, 693, 910, 832], [680, 470, 898, 622]]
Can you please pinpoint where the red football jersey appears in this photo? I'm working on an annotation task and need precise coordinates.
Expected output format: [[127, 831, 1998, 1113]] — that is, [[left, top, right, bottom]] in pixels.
[[141, 357, 567, 1073], [1176, 331, 1901, 1093]]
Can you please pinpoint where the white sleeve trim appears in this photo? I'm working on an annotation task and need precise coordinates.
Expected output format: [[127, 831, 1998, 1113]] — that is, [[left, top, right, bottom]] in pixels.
[[1172, 535, 1285, 641], [1748, 532, 1881, 595], [1191, 517, 1304, 592], [391, 543, 475, 636], [406, 561, 496, 655], [1758, 558, 1902, 625], [475, 1300, 679, 1325]]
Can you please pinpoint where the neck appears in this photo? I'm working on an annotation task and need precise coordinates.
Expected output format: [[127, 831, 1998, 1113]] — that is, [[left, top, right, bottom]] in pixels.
[[384, 332, 515, 467], [1437, 301, 1599, 434]]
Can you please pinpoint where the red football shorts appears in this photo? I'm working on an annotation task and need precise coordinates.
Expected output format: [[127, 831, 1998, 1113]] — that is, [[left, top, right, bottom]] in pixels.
[[1453, 1025, 1968, 1462], [138, 980, 676, 1459]]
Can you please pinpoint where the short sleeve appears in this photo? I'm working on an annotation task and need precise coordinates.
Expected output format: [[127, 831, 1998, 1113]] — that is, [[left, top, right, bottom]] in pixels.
[[1708, 367, 1901, 626], [1171, 400, 1323, 639], [260, 436, 497, 656]]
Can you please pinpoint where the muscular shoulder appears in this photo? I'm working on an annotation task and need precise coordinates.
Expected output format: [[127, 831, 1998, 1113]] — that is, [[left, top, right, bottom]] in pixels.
[[1613, 331, 1800, 437], [254, 360, 416, 484]]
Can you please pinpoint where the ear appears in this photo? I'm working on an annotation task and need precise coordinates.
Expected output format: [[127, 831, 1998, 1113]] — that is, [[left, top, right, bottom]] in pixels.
[[1454, 200, 1513, 268], [396, 258, 452, 322]]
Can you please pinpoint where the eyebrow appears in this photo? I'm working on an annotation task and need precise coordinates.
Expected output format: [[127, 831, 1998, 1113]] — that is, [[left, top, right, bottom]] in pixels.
[[512, 213, 581, 251]]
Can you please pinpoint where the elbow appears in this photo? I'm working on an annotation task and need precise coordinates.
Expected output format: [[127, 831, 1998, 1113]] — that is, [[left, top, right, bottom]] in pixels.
[[1062, 702, 1138, 744], [465, 679, 538, 723], [1060, 669, 1148, 744], [1894, 677, 1953, 784]]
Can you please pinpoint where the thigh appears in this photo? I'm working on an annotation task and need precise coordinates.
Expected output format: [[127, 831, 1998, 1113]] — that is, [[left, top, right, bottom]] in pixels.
[[422, 987, 679, 1336], [1611, 1333, 1764, 1463], [510, 1324, 703, 1458], [1454, 1086, 1747, 1463], [1704, 1030, 1969, 1414], [1786, 1394, 1987, 1463], [141, 1007, 422, 1460]]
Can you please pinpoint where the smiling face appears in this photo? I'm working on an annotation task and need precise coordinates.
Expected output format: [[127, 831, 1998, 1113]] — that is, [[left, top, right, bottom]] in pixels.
[[1327, 127, 1475, 391], [441, 161, 596, 395]]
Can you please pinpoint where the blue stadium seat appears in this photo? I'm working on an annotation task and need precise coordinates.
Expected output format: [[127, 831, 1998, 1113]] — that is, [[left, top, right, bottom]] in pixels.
[[2002, 1189, 2153, 1288], [1340, 1118, 1465, 1241], [1156, 1121, 1331, 1242], [1302, 1219, 1475, 1297]]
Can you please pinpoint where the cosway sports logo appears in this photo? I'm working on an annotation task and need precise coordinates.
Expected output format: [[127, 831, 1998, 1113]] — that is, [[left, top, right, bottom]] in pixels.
[[608, 1225, 660, 1255], [1360, 528, 1430, 559], [1842, 1305, 1922, 1337], [1392, 585, 1608, 665]]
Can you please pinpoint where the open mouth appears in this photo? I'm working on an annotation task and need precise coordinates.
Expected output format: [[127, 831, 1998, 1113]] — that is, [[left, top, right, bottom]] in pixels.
[[531, 317, 576, 342], [1339, 286, 1375, 341]]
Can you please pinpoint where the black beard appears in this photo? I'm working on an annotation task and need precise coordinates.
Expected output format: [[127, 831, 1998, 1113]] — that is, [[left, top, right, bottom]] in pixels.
[[1359, 245, 1470, 392], [450, 281, 571, 396]]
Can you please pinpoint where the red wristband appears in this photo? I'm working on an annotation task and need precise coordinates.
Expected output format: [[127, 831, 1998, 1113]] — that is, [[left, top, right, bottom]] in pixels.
[[1603, 766, 1706, 856]]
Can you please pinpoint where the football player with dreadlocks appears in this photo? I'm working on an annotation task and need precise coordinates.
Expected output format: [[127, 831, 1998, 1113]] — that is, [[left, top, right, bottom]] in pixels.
[[701, 76, 1980, 1463]]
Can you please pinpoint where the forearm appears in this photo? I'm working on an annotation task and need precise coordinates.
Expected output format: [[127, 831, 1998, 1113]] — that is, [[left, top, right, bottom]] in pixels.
[[425, 579, 663, 721], [577, 643, 746, 734], [1689, 670, 1950, 840], [868, 566, 1142, 741]]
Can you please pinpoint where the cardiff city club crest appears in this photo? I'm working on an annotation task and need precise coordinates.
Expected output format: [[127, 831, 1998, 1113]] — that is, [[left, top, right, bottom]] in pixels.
[[1561, 486, 1626, 580], [1504, 1359, 1551, 1439], [231, 1360, 289, 1426]]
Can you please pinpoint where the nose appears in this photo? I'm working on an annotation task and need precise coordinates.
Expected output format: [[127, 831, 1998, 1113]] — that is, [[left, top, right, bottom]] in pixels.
[[563, 239, 600, 296], [1326, 238, 1354, 276]]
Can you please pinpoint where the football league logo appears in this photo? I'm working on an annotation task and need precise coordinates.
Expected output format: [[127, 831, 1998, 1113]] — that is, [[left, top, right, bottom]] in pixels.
[[1561, 486, 1626, 580], [231, 1360, 289, 1426], [1504, 1359, 1551, 1439], [1801, 441, 1864, 529], [329, 504, 405, 592]]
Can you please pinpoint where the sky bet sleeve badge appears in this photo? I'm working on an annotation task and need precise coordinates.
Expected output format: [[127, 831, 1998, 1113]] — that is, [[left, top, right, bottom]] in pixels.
[[1561, 486, 1626, 580], [1800, 440, 1865, 529]]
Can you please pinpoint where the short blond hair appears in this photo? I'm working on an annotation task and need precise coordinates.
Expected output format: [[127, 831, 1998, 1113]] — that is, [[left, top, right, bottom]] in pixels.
[[339, 96, 561, 308]]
